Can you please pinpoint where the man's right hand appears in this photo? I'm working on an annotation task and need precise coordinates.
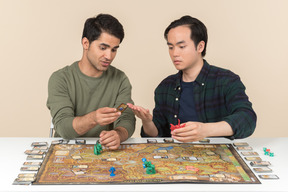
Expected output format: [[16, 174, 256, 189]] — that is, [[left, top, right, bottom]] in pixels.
[[94, 107, 121, 126]]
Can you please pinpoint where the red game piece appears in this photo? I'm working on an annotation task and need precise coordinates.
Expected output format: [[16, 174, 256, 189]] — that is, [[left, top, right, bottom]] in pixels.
[[170, 119, 186, 131]]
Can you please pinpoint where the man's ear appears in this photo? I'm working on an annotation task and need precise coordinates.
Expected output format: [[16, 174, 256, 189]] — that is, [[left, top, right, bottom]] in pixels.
[[197, 41, 205, 53], [82, 37, 90, 50]]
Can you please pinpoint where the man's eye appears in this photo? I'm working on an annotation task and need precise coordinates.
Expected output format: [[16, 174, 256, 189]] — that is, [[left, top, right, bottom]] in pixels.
[[180, 46, 186, 49], [168, 46, 173, 50], [112, 48, 118, 52], [100, 46, 106, 50]]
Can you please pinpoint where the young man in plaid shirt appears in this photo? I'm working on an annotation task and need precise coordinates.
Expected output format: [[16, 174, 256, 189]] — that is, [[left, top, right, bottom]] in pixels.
[[128, 16, 256, 142]]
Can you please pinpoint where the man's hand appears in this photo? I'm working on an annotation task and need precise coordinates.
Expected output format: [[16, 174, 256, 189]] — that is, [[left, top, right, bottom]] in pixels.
[[171, 122, 207, 142], [127, 103, 152, 122], [99, 127, 128, 150], [94, 107, 121, 126], [171, 121, 234, 143]]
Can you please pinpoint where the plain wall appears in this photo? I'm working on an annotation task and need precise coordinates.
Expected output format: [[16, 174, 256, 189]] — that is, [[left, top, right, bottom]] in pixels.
[[0, 0, 287, 138]]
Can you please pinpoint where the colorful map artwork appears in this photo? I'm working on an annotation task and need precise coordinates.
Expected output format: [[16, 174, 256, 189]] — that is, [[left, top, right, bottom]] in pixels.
[[34, 143, 260, 184]]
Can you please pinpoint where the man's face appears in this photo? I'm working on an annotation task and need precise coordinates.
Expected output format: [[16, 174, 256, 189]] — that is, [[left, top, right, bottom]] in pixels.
[[84, 32, 120, 76], [167, 26, 203, 71]]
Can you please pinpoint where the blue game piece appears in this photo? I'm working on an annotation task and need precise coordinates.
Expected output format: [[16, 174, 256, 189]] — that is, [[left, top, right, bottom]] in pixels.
[[109, 167, 116, 177], [142, 158, 146, 162]]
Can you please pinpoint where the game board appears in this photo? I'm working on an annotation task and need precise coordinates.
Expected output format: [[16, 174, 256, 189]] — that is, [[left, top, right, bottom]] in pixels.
[[34, 143, 260, 184]]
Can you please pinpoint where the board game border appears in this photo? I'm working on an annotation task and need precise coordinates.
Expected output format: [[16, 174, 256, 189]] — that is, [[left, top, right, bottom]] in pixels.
[[33, 143, 261, 185]]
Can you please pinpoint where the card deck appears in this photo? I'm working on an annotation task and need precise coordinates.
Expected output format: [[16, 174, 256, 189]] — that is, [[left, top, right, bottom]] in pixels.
[[20, 166, 39, 171], [236, 146, 253, 151], [24, 150, 45, 155], [75, 139, 86, 144], [241, 152, 259, 156], [259, 174, 279, 179], [18, 173, 36, 178], [147, 139, 157, 143], [233, 142, 249, 147], [51, 139, 70, 144], [23, 161, 42, 167], [244, 156, 262, 161], [13, 178, 33, 185], [33, 146, 48, 151], [116, 103, 128, 113], [253, 167, 272, 173], [199, 139, 210, 143], [26, 155, 44, 160], [250, 161, 271, 167], [31, 142, 48, 147], [163, 138, 174, 143]]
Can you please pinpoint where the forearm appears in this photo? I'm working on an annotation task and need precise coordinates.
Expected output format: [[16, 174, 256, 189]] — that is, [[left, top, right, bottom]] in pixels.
[[142, 120, 158, 137], [203, 121, 234, 137], [114, 127, 129, 142], [72, 111, 97, 135]]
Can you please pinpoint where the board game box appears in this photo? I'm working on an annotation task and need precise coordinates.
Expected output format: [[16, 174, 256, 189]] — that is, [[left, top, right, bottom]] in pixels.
[[34, 143, 260, 184]]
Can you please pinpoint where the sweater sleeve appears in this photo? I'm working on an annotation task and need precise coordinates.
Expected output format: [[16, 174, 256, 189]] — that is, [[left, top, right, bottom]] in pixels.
[[46, 71, 80, 139], [113, 75, 136, 138], [222, 75, 257, 139]]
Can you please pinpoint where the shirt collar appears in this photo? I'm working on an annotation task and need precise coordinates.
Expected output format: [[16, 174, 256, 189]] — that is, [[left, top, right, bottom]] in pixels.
[[174, 59, 210, 90]]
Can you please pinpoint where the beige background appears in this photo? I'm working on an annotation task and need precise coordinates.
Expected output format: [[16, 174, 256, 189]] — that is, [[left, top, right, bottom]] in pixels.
[[0, 0, 287, 138]]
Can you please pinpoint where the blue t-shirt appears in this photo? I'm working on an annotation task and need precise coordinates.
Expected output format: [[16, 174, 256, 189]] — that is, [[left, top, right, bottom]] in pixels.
[[178, 80, 199, 123]]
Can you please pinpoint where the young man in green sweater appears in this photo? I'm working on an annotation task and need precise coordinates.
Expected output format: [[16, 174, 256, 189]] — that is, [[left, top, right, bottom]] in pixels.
[[47, 14, 135, 150]]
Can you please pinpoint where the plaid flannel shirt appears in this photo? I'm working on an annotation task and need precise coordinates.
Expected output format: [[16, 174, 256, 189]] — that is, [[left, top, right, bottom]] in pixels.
[[141, 60, 256, 139]]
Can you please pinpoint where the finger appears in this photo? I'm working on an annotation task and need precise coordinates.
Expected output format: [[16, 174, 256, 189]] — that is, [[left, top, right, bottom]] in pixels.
[[100, 107, 118, 114]]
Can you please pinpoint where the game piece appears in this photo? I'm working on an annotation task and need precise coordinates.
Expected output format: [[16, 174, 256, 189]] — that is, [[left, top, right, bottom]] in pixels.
[[116, 103, 128, 113], [259, 174, 279, 179], [250, 161, 271, 167], [109, 167, 116, 177], [147, 139, 157, 143], [170, 119, 185, 131], [163, 138, 174, 143], [253, 167, 272, 173], [33, 146, 48, 151], [75, 139, 86, 144], [269, 152, 274, 157], [94, 140, 103, 155]]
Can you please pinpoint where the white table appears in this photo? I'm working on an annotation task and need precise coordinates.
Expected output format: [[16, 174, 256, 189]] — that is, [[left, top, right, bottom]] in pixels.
[[1, 137, 287, 192]]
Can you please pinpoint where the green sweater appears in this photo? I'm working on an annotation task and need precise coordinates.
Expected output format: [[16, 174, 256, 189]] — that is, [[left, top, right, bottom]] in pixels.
[[47, 61, 135, 139]]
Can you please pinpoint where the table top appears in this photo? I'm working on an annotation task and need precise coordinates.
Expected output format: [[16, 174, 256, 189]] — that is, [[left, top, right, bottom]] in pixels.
[[1, 137, 287, 192]]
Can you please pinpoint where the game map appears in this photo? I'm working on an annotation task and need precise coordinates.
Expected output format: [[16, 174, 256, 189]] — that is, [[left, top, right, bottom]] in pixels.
[[34, 143, 260, 184]]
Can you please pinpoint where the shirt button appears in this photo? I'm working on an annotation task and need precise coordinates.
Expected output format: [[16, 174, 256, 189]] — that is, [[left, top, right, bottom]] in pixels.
[[175, 98, 179, 101], [174, 115, 177, 118], [202, 83, 205, 86]]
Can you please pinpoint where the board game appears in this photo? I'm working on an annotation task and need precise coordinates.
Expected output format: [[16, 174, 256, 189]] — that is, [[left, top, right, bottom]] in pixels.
[[34, 143, 260, 184]]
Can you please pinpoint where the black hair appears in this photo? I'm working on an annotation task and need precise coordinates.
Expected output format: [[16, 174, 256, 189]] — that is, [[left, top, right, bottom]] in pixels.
[[82, 14, 124, 43], [164, 16, 208, 57]]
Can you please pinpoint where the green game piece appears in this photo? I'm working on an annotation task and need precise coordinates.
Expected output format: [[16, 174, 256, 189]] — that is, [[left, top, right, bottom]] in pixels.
[[269, 152, 274, 157], [94, 141, 103, 155]]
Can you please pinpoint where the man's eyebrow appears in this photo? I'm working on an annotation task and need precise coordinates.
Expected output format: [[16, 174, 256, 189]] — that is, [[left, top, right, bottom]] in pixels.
[[100, 43, 119, 49], [167, 41, 186, 46]]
